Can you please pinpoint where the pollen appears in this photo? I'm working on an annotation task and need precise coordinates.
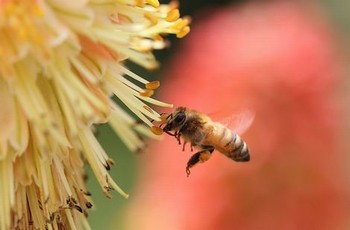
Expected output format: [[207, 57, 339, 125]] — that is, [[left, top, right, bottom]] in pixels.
[[177, 26, 191, 38], [173, 18, 186, 30], [32, 4, 45, 17], [135, 0, 145, 7], [160, 113, 169, 122], [146, 0, 160, 8], [145, 81, 160, 90], [166, 9, 180, 22], [151, 126, 164, 135], [153, 34, 164, 41], [144, 12, 159, 25], [140, 89, 154, 97], [170, 16, 191, 38]]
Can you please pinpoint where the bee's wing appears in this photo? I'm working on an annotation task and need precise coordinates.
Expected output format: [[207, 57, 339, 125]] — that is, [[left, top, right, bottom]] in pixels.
[[211, 109, 255, 135]]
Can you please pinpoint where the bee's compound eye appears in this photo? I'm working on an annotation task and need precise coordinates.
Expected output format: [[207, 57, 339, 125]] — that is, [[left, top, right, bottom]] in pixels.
[[174, 112, 186, 124]]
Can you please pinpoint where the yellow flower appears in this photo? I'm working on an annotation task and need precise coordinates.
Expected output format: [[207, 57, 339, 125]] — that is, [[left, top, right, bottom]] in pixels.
[[0, 0, 190, 229]]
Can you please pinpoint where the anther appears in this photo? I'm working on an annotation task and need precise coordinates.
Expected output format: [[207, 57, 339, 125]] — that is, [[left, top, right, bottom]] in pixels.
[[177, 26, 190, 38], [145, 81, 160, 90], [146, 0, 160, 7], [151, 126, 163, 135], [140, 89, 154, 97], [166, 9, 180, 22], [144, 13, 158, 25]]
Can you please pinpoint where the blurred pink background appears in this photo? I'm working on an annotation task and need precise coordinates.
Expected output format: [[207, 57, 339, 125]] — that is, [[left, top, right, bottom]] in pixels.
[[121, 1, 350, 230]]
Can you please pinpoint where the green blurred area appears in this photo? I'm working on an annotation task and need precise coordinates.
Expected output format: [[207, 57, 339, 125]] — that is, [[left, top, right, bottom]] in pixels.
[[87, 0, 350, 229], [87, 123, 137, 229]]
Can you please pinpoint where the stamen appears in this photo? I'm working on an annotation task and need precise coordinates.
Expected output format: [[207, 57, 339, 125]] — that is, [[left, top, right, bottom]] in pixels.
[[135, 0, 145, 7], [144, 13, 158, 25], [143, 105, 154, 114], [177, 26, 190, 38], [140, 89, 154, 97], [145, 81, 160, 89], [146, 0, 160, 8], [166, 9, 180, 22]]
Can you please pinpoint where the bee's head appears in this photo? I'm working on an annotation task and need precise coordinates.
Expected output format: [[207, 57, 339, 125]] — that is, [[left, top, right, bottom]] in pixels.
[[163, 107, 187, 132]]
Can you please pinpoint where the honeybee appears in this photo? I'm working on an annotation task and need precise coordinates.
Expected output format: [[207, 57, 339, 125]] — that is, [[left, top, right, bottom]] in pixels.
[[152, 107, 254, 176]]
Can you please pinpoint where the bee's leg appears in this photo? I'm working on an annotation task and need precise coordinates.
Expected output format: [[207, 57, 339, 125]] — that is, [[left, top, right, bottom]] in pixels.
[[175, 132, 181, 145], [186, 153, 200, 176], [164, 130, 175, 136], [198, 145, 215, 162], [164, 130, 183, 145], [182, 141, 187, 151], [186, 145, 215, 177]]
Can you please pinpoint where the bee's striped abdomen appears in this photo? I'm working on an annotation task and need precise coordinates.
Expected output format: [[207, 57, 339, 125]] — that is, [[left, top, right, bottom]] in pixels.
[[228, 133, 250, 162]]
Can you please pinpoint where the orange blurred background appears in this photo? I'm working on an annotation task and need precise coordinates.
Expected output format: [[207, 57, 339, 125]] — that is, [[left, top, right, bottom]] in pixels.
[[117, 1, 350, 230]]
